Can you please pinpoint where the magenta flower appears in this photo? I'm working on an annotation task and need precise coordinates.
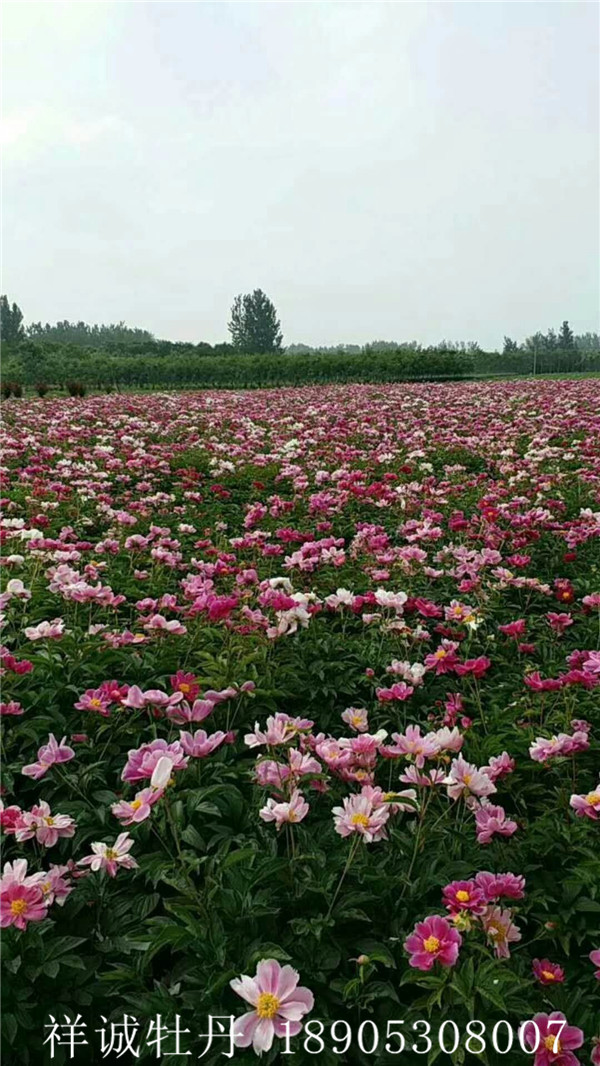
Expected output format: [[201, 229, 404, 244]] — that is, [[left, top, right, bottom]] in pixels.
[[532, 959, 565, 985], [230, 958, 314, 1055], [21, 734, 75, 779], [0, 880, 47, 931], [442, 879, 486, 915], [375, 682, 414, 702], [522, 1012, 583, 1066], [474, 871, 525, 901], [404, 914, 462, 971], [0, 701, 24, 716], [590, 948, 600, 979]]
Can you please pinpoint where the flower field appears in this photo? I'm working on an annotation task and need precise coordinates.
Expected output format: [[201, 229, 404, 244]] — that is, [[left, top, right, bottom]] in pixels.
[[1, 379, 599, 1065]]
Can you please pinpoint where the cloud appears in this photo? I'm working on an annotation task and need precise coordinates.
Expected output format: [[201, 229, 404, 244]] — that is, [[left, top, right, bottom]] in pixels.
[[2, 107, 131, 158]]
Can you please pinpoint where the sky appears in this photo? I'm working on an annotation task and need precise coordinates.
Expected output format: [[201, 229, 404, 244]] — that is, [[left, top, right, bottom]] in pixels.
[[2, 1, 599, 349]]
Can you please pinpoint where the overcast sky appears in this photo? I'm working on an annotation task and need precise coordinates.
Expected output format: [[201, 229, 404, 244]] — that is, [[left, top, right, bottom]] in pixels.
[[2, 1, 599, 348]]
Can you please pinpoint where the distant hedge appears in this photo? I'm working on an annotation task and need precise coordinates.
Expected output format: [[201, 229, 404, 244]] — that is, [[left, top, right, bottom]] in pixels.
[[2, 340, 598, 390]]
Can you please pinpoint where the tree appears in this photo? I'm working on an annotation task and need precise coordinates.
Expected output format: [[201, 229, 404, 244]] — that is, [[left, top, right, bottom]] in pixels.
[[503, 336, 519, 353], [558, 320, 575, 352], [228, 289, 283, 354], [0, 295, 25, 343]]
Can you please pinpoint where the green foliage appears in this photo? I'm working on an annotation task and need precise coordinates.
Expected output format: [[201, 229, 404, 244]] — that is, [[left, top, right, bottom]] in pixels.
[[1, 294, 25, 343], [228, 289, 283, 354]]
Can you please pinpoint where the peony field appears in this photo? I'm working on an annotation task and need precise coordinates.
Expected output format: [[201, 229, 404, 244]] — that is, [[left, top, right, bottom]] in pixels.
[[1, 379, 599, 1065]]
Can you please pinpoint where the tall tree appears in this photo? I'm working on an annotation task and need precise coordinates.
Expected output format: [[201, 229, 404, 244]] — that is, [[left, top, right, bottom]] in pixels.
[[558, 320, 575, 352], [0, 295, 25, 343], [228, 289, 283, 354]]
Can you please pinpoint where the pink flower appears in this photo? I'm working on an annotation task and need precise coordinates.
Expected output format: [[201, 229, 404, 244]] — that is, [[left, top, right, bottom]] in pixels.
[[24, 618, 66, 640], [480, 751, 515, 781], [121, 739, 188, 783], [39, 865, 73, 906], [74, 689, 112, 716], [481, 905, 521, 958], [0, 804, 24, 834], [388, 725, 438, 768], [529, 734, 572, 763], [0, 880, 47, 930], [245, 713, 313, 749], [499, 619, 527, 639], [524, 672, 563, 693], [404, 914, 462, 970], [474, 802, 518, 845], [474, 871, 525, 901], [424, 641, 460, 674], [0, 701, 24, 716], [143, 613, 187, 635], [341, 707, 369, 733], [230, 958, 314, 1055], [122, 685, 183, 710], [179, 728, 228, 758], [442, 879, 486, 915], [78, 832, 138, 877], [583, 650, 600, 675], [15, 801, 76, 847], [444, 757, 496, 802], [522, 1012, 583, 1066], [534, 727, 589, 763], [455, 656, 492, 678], [546, 612, 573, 635], [570, 785, 600, 820], [332, 792, 390, 843], [532, 959, 565, 985], [590, 948, 600, 979], [259, 790, 309, 829], [375, 682, 414, 702], [111, 787, 163, 825], [21, 734, 75, 779]]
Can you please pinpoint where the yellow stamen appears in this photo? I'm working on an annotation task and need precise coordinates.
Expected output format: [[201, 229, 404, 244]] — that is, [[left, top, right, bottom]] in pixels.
[[256, 993, 281, 1019], [545, 1036, 561, 1052], [350, 813, 370, 828], [10, 899, 27, 916], [456, 890, 470, 903], [541, 970, 556, 981], [423, 936, 440, 953], [130, 800, 143, 810]]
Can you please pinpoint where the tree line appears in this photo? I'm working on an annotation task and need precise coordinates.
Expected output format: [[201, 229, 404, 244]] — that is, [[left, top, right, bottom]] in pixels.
[[1, 291, 599, 391]]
